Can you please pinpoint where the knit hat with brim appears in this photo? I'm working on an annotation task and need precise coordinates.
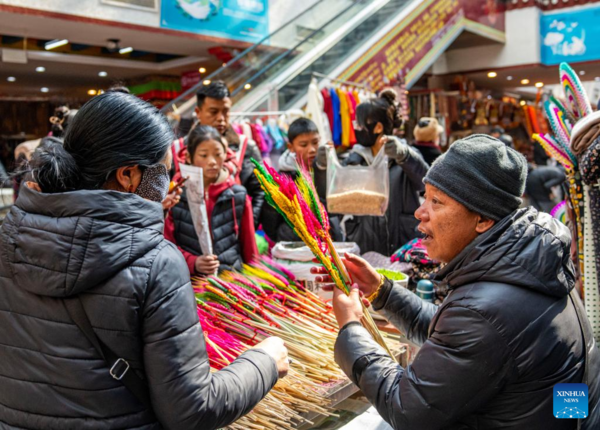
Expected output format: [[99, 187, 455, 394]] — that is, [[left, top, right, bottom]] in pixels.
[[423, 134, 527, 221]]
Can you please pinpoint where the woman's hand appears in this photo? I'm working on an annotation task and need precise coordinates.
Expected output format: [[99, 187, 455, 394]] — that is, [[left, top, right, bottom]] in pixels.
[[332, 284, 365, 328], [252, 337, 289, 378], [311, 253, 382, 298], [195, 255, 220, 275], [162, 187, 182, 211]]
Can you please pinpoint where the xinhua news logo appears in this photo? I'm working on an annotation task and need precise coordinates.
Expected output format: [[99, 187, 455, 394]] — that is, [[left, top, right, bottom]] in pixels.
[[554, 383, 588, 419]]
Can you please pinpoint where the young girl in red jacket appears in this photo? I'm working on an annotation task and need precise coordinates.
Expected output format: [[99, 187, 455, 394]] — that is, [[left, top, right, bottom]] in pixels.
[[165, 125, 258, 275]]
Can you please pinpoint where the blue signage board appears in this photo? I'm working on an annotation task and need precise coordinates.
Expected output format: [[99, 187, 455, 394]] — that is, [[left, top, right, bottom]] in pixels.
[[161, 0, 269, 43], [541, 5, 600, 65]]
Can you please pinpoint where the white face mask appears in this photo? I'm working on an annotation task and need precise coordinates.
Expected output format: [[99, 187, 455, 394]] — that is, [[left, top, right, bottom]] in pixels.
[[135, 164, 170, 202]]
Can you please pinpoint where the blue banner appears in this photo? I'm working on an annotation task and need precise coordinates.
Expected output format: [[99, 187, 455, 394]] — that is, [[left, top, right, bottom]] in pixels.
[[541, 5, 600, 65], [161, 0, 269, 43]]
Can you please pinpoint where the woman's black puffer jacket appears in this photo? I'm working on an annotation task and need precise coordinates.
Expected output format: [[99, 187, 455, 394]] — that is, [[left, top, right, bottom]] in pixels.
[[0, 186, 278, 429]]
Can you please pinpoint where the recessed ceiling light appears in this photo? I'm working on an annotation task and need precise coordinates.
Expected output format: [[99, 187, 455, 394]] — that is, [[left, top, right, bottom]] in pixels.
[[36, 66, 46, 73], [222, 63, 227, 67], [579, 70, 586, 76], [203, 79, 211, 85], [88, 89, 97, 96], [487, 71, 497, 78], [44, 39, 68, 50], [520, 100, 526, 106], [98, 71, 108, 77], [506, 76, 513, 81], [7, 76, 16, 82], [535, 82, 544, 88], [40, 87, 49, 93], [521, 79, 530, 85], [98, 89, 105, 95], [199, 67, 206, 74], [119, 46, 133, 54], [244, 83, 252, 90]]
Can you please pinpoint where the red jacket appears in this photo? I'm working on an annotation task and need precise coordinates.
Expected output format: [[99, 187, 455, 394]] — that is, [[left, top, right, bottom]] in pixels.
[[164, 172, 258, 275]]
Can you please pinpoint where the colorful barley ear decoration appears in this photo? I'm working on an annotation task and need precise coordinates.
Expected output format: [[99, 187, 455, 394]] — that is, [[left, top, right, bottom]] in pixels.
[[251, 159, 396, 360]]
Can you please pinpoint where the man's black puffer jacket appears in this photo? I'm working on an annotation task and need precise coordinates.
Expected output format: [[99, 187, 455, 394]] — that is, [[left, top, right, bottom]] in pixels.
[[335, 207, 599, 429], [0, 186, 278, 429]]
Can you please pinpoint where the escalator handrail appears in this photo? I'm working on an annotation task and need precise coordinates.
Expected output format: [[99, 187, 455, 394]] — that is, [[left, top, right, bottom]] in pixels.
[[160, 0, 332, 113], [230, 0, 367, 98]]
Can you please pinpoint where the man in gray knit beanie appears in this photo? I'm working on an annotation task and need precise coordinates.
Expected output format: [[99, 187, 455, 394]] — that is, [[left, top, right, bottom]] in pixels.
[[314, 133, 599, 429], [424, 134, 527, 221]]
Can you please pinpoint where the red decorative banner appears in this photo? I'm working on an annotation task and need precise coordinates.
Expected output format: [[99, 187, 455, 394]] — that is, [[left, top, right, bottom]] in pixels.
[[339, 0, 505, 90]]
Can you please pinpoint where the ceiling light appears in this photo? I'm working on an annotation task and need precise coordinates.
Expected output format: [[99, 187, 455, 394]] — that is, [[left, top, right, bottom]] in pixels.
[[98, 71, 108, 77], [222, 63, 227, 67], [506, 76, 513, 81], [98, 89, 105, 95], [521, 79, 530, 85], [40, 87, 49, 93], [520, 100, 526, 106], [88, 89, 97, 96], [244, 83, 252, 90], [535, 82, 544, 88], [199, 67, 206, 74], [487, 71, 497, 78], [203, 79, 211, 85], [7, 76, 16, 82], [36, 66, 46, 73], [579, 70, 586, 76], [44, 39, 68, 50], [119, 46, 133, 54]]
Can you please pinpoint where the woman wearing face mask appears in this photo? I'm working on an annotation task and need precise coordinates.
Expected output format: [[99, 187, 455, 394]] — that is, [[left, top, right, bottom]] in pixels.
[[0, 92, 288, 430], [343, 89, 429, 255]]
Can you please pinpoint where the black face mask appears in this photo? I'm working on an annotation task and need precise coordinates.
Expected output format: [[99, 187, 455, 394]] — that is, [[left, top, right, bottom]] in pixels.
[[354, 122, 380, 147]]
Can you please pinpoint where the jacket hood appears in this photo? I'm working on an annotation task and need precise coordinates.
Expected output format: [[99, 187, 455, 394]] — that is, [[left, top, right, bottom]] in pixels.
[[278, 150, 298, 173], [1, 185, 165, 298], [437, 207, 575, 298]]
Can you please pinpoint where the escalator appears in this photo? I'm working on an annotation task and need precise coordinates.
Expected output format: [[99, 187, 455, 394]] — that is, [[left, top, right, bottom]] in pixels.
[[161, 0, 417, 118], [234, 0, 412, 110]]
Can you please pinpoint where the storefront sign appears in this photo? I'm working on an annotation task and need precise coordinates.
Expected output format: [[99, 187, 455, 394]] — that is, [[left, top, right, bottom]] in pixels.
[[339, 0, 505, 90], [541, 5, 600, 65], [160, 0, 269, 43]]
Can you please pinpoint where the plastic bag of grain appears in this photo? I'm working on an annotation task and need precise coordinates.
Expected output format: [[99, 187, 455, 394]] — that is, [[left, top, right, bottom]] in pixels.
[[326, 146, 389, 216]]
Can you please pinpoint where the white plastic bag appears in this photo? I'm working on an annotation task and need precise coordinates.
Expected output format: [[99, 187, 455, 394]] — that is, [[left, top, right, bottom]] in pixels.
[[326, 146, 389, 216], [179, 164, 213, 256]]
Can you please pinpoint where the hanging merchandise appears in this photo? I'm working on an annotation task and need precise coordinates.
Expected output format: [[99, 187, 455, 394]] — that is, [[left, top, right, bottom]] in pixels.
[[309, 72, 374, 147], [306, 78, 332, 142], [532, 62, 600, 339], [230, 110, 304, 158], [330, 88, 342, 146], [326, 146, 389, 217]]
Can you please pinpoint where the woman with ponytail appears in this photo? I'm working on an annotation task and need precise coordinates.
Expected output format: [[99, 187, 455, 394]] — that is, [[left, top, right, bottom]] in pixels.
[[341, 89, 429, 255], [0, 92, 288, 430]]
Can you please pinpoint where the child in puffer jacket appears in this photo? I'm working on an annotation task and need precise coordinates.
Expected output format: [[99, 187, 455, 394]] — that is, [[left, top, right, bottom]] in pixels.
[[165, 125, 258, 275]]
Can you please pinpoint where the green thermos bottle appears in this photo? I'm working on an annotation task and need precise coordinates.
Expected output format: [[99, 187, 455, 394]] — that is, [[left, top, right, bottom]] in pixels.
[[416, 280, 434, 302]]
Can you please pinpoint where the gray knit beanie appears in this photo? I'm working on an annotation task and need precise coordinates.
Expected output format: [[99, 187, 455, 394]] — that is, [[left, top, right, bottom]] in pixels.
[[424, 134, 527, 221]]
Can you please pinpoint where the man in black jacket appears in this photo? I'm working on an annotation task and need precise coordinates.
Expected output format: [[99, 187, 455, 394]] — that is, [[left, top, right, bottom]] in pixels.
[[315, 135, 599, 429], [194, 81, 265, 226]]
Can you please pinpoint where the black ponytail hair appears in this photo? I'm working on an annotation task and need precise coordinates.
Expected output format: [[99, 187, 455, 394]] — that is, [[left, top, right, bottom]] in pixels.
[[356, 88, 403, 135], [30, 137, 79, 193], [30, 92, 173, 193], [187, 125, 225, 161]]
